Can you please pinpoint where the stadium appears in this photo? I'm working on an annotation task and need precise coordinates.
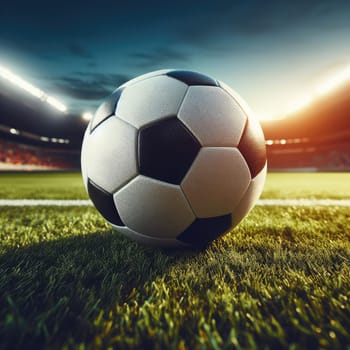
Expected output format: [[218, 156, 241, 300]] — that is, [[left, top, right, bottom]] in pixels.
[[1, 63, 349, 174], [1, 2, 350, 349]]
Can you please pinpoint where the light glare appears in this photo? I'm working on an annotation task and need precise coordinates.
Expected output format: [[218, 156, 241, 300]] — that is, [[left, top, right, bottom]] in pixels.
[[316, 64, 350, 96], [82, 112, 93, 121], [47, 96, 67, 112], [0, 64, 67, 113], [0, 66, 45, 99], [256, 113, 273, 121], [9, 128, 19, 135], [287, 94, 313, 115]]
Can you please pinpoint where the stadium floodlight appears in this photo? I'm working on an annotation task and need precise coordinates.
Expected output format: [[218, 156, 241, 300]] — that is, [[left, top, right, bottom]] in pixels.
[[0, 64, 67, 113], [46, 96, 67, 112], [0, 65, 45, 99], [9, 128, 19, 135]]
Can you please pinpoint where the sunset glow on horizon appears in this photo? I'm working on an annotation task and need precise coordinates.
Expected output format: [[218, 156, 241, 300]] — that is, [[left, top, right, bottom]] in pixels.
[[257, 63, 350, 121]]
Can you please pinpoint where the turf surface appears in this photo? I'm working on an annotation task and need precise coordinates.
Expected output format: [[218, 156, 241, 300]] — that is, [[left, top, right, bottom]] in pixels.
[[0, 172, 87, 199], [0, 171, 349, 199], [0, 172, 349, 349]]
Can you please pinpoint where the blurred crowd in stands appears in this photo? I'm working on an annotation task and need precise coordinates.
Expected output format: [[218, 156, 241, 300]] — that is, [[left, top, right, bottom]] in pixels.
[[267, 142, 350, 171], [1, 136, 349, 172], [0, 139, 79, 169]]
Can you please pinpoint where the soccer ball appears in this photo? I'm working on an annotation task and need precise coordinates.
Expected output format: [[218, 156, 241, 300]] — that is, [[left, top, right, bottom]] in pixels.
[[81, 69, 267, 247]]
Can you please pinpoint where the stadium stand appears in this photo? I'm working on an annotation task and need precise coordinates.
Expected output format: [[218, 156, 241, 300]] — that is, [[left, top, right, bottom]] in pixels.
[[0, 138, 80, 170], [265, 137, 350, 171], [262, 80, 350, 171]]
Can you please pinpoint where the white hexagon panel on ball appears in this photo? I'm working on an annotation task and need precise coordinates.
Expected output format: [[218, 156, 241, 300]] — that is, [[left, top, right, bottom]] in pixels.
[[116, 75, 188, 128], [82, 116, 138, 193], [181, 147, 251, 218], [114, 175, 195, 239], [178, 86, 247, 147]]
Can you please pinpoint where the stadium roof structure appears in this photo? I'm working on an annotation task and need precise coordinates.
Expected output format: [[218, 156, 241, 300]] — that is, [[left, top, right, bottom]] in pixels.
[[0, 75, 86, 149]]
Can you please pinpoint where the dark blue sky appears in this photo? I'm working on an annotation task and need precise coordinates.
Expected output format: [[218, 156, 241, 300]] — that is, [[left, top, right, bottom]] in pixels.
[[1, 0, 350, 119]]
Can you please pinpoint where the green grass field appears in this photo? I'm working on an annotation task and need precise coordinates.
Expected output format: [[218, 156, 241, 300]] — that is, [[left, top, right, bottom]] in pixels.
[[0, 172, 349, 349], [0, 171, 349, 199]]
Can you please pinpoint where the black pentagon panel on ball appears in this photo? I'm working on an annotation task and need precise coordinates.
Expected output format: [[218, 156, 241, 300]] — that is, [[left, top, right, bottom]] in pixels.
[[177, 214, 232, 246], [87, 178, 125, 226], [238, 118, 267, 178], [90, 87, 124, 133], [139, 116, 201, 184], [166, 70, 218, 87]]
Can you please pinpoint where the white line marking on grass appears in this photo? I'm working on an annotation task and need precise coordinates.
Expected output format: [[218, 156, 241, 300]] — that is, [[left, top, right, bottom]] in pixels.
[[0, 199, 350, 207], [257, 199, 350, 206], [0, 199, 93, 206]]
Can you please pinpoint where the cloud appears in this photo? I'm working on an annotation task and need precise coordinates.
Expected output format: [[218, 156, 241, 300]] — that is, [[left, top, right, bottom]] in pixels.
[[87, 61, 98, 68], [128, 46, 190, 69], [67, 43, 93, 59], [53, 72, 130, 100], [172, 0, 350, 50]]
